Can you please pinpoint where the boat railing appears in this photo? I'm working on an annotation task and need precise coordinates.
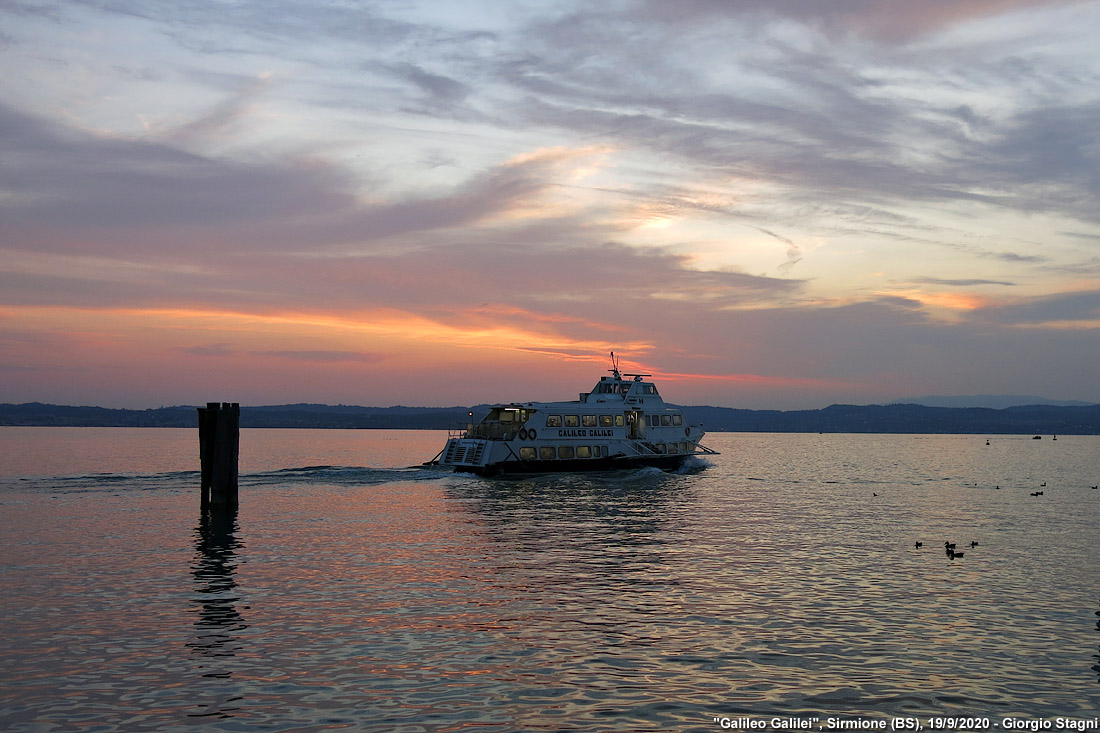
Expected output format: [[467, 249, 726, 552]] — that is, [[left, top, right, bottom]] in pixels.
[[625, 439, 720, 457], [623, 440, 660, 456], [453, 422, 529, 441]]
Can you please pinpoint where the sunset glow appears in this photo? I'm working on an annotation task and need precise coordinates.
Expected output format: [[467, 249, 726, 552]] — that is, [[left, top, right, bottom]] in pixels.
[[2, 0, 1099, 409]]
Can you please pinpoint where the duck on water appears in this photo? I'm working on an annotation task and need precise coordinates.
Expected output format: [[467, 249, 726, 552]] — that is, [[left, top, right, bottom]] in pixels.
[[427, 354, 718, 476]]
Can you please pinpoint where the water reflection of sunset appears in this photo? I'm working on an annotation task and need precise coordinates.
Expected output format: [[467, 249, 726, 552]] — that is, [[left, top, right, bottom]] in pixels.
[[1, 430, 1097, 728]]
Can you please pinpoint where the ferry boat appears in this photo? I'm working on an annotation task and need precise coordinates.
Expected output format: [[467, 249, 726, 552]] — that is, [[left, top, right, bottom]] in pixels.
[[429, 355, 717, 476]]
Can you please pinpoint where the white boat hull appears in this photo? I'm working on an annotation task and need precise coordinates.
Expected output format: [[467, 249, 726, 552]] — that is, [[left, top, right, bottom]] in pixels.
[[437, 434, 715, 476]]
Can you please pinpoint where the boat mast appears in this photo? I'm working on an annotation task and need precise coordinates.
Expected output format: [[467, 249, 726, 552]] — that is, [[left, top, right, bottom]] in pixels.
[[610, 351, 622, 380]]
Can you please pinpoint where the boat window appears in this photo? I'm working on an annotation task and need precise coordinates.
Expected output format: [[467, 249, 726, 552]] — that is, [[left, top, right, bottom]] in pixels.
[[680, 442, 689, 452], [656, 443, 667, 454], [577, 446, 592, 458], [519, 447, 536, 461], [546, 415, 562, 427], [582, 415, 597, 427], [539, 446, 556, 460], [672, 414, 682, 426], [564, 415, 579, 427], [648, 415, 658, 427], [500, 410, 515, 423], [593, 445, 604, 457], [615, 415, 625, 427], [661, 414, 671, 426], [558, 446, 574, 459], [599, 415, 613, 427]]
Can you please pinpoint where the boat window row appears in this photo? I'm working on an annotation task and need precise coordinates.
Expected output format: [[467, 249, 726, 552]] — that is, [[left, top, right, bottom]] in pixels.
[[545, 414, 624, 428], [543, 413, 683, 428], [518, 442, 695, 461], [592, 383, 660, 396], [519, 445, 609, 461]]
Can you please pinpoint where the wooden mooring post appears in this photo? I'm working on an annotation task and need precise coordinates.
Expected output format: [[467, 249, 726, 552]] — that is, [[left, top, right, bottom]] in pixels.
[[198, 402, 240, 509]]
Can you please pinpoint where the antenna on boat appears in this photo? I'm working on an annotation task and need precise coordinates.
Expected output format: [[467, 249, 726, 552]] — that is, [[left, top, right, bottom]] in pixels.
[[610, 351, 622, 380]]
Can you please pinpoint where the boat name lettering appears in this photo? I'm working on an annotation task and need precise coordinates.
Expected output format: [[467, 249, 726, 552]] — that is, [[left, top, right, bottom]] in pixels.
[[557, 429, 614, 437]]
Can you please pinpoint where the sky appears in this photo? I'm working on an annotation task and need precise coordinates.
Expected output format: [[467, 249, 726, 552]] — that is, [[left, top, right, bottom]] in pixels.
[[1, 0, 1099, 410]]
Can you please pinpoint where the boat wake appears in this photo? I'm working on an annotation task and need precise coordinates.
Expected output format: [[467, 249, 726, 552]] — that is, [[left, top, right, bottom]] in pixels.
[[675, 455, 713, 474], [2, 458, 706, 497], [2, 464, 454, 495], [241, 464, 451, 488]]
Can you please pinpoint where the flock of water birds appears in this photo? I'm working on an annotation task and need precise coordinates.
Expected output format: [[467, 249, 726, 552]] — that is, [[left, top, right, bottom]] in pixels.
[[904, 446, 1100, 560], [913, 539, 978, 560]]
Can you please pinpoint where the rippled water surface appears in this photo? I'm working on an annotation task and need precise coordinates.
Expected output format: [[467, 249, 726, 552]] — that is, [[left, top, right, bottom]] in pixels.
[[1, 428, 1098, 731]]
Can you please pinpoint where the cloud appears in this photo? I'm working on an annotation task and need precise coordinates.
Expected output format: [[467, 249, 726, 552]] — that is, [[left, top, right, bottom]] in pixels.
[[163, 72, 274, 145], [483, 2, 1100, 251], [634, 0, 1088, 43], [181, 343, 235, 357], [385, 62, 472, 108], [56, 0, 421, 57], [971, 101, 1100, 222], [253, 350, 385, 363], [619, 292, 1098, 407], [0, 102, 357, 238], [0, 102, 620, 260], [911, 277, 1016, 287], [976, 290, 1100, 325]]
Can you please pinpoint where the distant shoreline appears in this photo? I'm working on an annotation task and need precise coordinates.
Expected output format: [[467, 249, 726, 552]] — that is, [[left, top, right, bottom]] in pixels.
[[3, 402, 1099, 434]]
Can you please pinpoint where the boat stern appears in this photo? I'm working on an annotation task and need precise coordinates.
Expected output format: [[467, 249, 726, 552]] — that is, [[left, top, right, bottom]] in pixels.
[[437, 437, 493, 473]]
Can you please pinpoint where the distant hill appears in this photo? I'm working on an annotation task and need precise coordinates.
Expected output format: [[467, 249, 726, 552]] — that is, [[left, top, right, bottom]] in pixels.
[[679, 403, 1100, 434], [891, 394, 1097, 409], [0, 402, 476, 430], [243, 404, 476, 429], [2, 401, 1100, 434]]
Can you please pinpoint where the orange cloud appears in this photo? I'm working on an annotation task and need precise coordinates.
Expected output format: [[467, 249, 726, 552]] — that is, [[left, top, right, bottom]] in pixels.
[[1, 303, 642, 366], [877, 289, 989, 313], [639, 368, 855, 391]]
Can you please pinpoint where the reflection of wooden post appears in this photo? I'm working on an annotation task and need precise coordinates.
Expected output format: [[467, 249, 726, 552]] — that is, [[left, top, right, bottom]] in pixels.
[[198, 402, 239, 509]]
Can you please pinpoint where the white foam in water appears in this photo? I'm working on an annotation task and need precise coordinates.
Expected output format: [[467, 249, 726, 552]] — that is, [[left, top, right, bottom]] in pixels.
[[675, 455, 712, 473]]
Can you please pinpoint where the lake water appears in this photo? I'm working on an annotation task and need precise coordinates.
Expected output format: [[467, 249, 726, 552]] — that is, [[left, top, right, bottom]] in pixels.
[[1, 428, 1097, 732]]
